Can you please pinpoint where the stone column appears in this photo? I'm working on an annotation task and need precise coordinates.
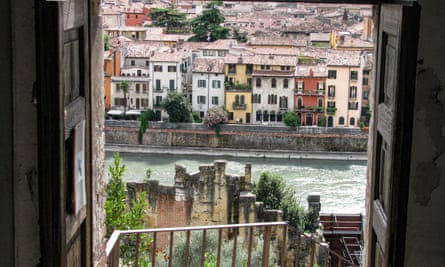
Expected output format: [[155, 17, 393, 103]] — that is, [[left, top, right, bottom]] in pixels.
[[243, 163, 252, 191], [307, 193, 321, 213]]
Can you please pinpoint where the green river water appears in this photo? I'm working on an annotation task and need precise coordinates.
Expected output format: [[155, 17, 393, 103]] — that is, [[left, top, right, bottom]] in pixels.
[[105, 151, 367, 214]]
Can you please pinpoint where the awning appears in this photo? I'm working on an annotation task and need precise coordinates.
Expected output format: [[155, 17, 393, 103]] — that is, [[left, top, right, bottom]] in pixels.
[[125, 110, 141, 116], [107, 110, 124, 116]]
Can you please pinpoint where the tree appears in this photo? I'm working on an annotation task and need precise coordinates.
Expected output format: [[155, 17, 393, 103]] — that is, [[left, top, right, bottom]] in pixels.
[[149, 6, 187, 28], [253, 172, 318, 232], [105, 152, 151, 265], [189, 0, 230, 42], [160, 92, 192, 122], [203, 106, 228, 128], [104, 33, 110, 50], [120, 80, 129, 118], [231, 27, 248, 42], [284, 112, 300, 128], [253, 172, 288, 209]]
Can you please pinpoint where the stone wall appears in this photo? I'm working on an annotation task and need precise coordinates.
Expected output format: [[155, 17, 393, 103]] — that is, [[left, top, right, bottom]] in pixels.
[[127, 160, 282, 245], [105, 121, 368, 152]]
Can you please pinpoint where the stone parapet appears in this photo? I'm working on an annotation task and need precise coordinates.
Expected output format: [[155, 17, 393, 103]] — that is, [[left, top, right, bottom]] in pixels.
[[105, 121, 368, 152]]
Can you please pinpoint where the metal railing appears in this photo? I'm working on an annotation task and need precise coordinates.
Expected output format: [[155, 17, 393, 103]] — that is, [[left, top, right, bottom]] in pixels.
[[106, 222, 359, 267]]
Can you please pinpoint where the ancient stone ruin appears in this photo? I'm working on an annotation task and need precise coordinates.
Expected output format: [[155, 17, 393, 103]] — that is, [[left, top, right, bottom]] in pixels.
[[127, 160, 283, 230]]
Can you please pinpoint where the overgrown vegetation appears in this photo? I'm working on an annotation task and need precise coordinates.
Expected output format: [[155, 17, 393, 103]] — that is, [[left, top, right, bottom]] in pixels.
[[253, 172, 319, 232], [160, 92, 192, 122], [105, 152, 151, 266], [152, 231, 279, 267], [138, 109, 155, 143]]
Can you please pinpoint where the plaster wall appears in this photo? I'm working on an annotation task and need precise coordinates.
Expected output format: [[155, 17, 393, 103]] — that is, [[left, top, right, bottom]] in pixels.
[[405, 1, 445, 266], [91, 5, 107, 266], [10, 0, 40, 266]]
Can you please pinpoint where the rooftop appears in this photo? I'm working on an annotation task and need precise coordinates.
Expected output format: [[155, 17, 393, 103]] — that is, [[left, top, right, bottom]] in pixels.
[[150, 48, 189, 62], [225, 53, 297, 66], [295, 63, 328, 77], [327, 49, 361, 66], [191, 57, 225, 73]]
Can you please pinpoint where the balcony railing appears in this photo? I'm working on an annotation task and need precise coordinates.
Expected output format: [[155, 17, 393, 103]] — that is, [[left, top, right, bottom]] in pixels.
[[296, 89, 325, 96], [232, 102, 247, 110], [327, 107, 337, 115], [106, 222, 358, 267]]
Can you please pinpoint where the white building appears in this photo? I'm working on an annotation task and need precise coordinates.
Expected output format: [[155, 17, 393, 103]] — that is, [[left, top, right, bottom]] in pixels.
[[191, 57, 225, 118], [150, 48, 190, 120], [250, 54, 297, 123]]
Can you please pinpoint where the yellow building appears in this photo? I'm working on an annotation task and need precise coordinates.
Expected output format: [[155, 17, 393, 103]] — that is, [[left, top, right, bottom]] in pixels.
[[224, 54, 254, 123], [225, 90, 253, 123], [223, 52, 297, 124]]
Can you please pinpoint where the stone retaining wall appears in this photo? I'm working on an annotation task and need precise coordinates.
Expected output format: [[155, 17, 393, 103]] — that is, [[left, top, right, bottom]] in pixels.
[[104, 121, 369, 152]]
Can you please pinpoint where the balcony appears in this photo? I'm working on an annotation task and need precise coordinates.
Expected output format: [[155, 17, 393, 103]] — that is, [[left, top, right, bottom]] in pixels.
[[232, 102, 247, 110], [296, 89, 324, 96], [225, 82, 252, 92], [106, 222, 358, 267], [327, 107, 337, 115], [295, 106, 324, 113]]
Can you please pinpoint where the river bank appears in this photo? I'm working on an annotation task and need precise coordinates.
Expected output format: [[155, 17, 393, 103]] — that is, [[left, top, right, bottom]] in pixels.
[[105, 144, 368, 161]]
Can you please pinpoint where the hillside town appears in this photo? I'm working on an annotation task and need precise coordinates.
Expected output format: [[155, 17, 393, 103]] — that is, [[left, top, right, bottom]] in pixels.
[[103, 0, 374, 128]]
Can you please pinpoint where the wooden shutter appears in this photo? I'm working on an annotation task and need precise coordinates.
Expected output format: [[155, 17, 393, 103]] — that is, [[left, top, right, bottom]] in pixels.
[[368, 3, 420, 266]]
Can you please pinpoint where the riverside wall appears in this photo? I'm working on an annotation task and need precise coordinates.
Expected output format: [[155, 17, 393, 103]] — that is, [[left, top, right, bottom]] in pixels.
[[104, 120, 369, 153]]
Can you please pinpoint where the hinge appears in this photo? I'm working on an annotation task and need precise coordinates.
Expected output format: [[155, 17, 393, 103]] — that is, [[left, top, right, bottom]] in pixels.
[[32, 81, 38, 106]]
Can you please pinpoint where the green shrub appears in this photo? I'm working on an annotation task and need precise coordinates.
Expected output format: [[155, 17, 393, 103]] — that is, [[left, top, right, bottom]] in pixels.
[[139, 109, 155, 143], [105, 152, 151, 266], [253, 172, 318, 233], [192, 112, 203, 123], [284, 112, 300, 129], [156, 231, 279, 267]]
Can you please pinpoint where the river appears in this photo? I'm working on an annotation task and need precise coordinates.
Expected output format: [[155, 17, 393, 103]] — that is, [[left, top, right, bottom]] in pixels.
[[105, 151, 367, 214]]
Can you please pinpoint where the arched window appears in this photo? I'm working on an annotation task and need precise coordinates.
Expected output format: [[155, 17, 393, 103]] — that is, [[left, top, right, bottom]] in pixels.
[[328, 116, 333, 127], [235, 95, 240, 104], [271, 78, 277, 88], [283, 78, 289, 88], [297, 97, 302, 109], [350, 117, 355, 125], [339, 116, 345, 125], [277, 111, 283, 122], [256, 110, 262, 122], [256, 78, 261, 87], [270, 111, 276, 122], [240, 95, 245, 104], [263, 110, 269, 122]]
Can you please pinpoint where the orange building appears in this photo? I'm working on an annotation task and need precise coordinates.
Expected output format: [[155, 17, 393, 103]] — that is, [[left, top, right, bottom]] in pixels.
[[294, 64, 327, 126], [104, 48, 121, 109], [124, 7, 150, 27]]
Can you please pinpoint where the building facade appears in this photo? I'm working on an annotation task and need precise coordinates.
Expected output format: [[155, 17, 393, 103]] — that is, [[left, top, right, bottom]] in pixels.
[[295, 63, 327, 126], [325, 49, 362, 127], [191, 57, 225, 118]]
